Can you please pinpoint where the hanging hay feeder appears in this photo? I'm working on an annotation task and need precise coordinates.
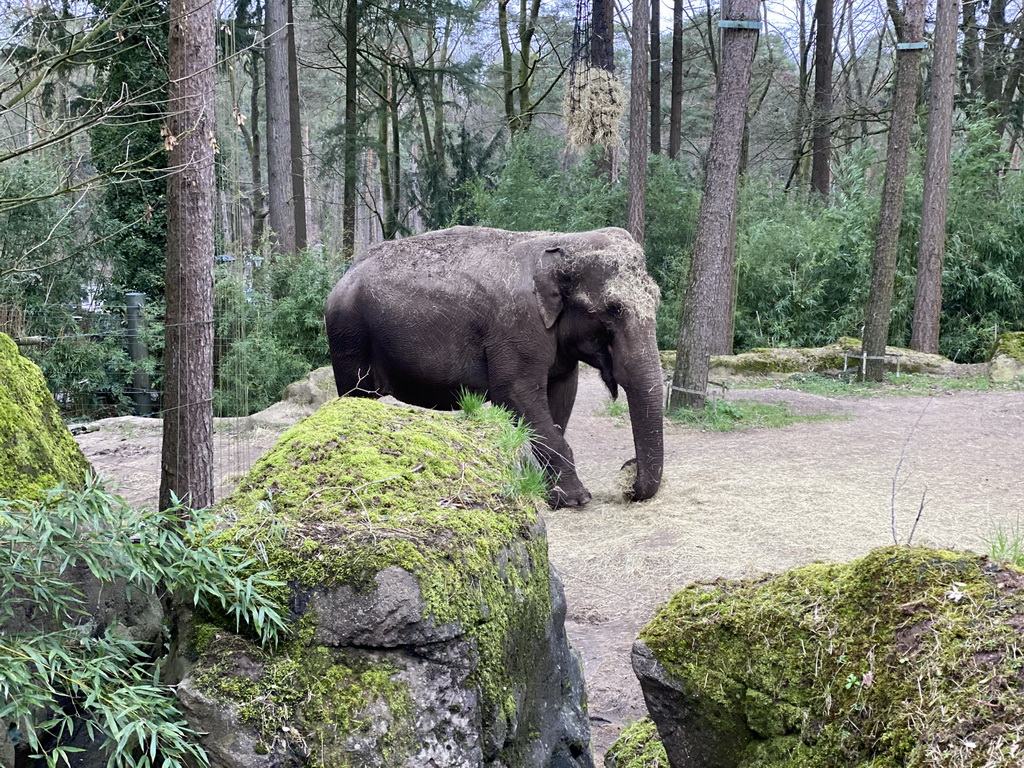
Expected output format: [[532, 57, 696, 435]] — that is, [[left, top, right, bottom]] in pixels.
[[564, 64, 625, 149]]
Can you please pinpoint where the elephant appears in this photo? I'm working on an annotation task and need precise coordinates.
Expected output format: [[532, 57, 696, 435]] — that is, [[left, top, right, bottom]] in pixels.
[[324, 225, 664, 508]]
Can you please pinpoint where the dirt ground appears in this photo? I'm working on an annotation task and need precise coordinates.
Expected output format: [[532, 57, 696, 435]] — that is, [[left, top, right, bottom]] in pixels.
[[75, 368, 1024, 764]]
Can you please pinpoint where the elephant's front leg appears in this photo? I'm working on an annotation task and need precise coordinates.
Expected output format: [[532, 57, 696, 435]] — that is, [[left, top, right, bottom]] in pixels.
[[547, 366, 579, 435], [492, 374, 591, 509]]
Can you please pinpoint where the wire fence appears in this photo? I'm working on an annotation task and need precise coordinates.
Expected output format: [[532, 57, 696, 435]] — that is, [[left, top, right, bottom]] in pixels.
[[4, 263, 334, 508]]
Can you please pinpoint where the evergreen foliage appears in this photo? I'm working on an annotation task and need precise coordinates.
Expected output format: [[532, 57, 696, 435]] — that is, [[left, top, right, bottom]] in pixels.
[[87, 0, 170, 301], [0, 159, 88, 308]]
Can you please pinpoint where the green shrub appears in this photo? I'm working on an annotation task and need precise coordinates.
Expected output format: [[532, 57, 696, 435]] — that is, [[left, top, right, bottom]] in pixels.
[[213, 247, 343, 416], [729, 120, 1024, 362], [0, 476, 285, 766]]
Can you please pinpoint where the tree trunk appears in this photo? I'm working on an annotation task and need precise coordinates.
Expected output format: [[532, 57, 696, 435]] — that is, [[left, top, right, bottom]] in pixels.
[[287, 0, 307, 251], [390, 64, 401, 235], [670, 0, 759, 411], [959, 0, 981, 100], [160, 0, 216, 512], [627, 0, 650, 244], [499, 0, 516, 131], [650, 0, 661, 154], [811, 0, 834, 199], [861, 0, 924, 381], [591, 0, 614, 71], [379, 102, 393, 239], [668, 0, 683, 158], [265, 0, 295, 255], [981, 0, 1007, 113], [785, 0, 811, 191], [910, 0, 958, 353], [342, 0, 358, 258], [592, 0, 615, 176], [516, 0, 542, 132], [248, 50, 267, 253]]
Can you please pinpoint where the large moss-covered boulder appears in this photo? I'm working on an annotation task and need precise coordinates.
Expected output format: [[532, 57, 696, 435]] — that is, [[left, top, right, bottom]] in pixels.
[[634, 547, 1024, 768], [171, 397, 592, 767], [0, 332, 89, 499], [989, 331, 1024, 383]]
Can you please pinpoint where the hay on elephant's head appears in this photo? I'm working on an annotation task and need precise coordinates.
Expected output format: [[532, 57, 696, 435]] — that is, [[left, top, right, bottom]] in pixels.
[[564, 66, 625, 148], [555, 228, 661, 322]]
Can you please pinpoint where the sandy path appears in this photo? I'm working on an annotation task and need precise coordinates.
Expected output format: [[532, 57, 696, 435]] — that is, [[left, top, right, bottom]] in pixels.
[[76, 369, 1024, 763]]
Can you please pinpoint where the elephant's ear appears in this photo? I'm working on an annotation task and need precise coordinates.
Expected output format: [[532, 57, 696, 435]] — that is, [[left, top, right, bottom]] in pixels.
[[533, 247, 565, 329]]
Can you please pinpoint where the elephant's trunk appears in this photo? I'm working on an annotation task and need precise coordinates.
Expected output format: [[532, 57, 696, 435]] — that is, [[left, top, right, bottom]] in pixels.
[[615, 321, 664, 501]]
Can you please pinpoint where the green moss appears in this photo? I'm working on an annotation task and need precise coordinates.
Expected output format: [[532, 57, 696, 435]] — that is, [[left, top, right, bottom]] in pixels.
[[641, 547, 1024, 767], [188, 620, 222, 657], [992, 331, 1024, 363], [200, 397, 552, 759], [606, 719, 670, 768], [0, 332, 90, 500], [728, 350, 808, 375], [193, 627, 414, 765]]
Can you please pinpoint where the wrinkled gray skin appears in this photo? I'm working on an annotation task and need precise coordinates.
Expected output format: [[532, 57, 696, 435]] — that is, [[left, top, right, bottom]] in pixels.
[[324, 225, 664, 508]]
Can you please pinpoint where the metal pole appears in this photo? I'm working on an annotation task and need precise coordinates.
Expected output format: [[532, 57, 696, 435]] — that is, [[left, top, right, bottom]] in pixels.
[[125, 292, 153, 416]]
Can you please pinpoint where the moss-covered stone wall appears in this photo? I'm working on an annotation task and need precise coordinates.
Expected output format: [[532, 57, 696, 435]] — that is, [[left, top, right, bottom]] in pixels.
[[0, 332, 89, 499], [992, 331, 1024, 363]]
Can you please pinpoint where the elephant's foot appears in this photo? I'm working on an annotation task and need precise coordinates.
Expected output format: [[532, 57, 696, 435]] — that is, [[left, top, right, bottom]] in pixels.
[[548, 481, 592, 509], [620, 457, 657, 502]]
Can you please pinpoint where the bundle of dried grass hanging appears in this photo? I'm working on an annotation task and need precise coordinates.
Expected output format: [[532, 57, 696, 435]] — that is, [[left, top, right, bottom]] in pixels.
[[564, 65, 625, 149]]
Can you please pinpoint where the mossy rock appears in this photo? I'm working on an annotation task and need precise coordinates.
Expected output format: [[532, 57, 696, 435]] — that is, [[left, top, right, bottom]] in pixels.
[[636, 547, 1024, 767], [179, 397, 589, 766], [988, 332, 1024, 383], [0, 332, 89, 500], [605, 718, 669, 768], [660, 339, 955, 380]]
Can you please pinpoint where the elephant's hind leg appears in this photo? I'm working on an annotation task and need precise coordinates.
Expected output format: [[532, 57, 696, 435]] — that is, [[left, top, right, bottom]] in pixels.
[[327, 323, 383, 398], [331, 360, 382, 398]]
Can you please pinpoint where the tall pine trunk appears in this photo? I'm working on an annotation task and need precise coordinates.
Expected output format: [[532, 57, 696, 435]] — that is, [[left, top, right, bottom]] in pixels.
[[911, 0, 958, 353], [591, 0, 615, 176], [287, 0, 307, 251], [627, 0, 650, 244], [650, 0, 661, 154], [342, 0, 358, 258], [670, 0, 759, 411], [668, 0, 683, 158], [861, 0, 924, 381], [160, 0, 216, 512], [811, 0, 833, 199], [265, 0, 295, 255], [248, 50, 267, 252]]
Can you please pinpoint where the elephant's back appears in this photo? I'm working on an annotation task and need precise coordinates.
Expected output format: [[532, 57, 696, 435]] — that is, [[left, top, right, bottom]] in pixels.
[[355, 227, 545, 274]]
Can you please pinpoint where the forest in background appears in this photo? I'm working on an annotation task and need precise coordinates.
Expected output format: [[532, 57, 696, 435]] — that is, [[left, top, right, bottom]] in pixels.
[[2, 0, 1023, 417]]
